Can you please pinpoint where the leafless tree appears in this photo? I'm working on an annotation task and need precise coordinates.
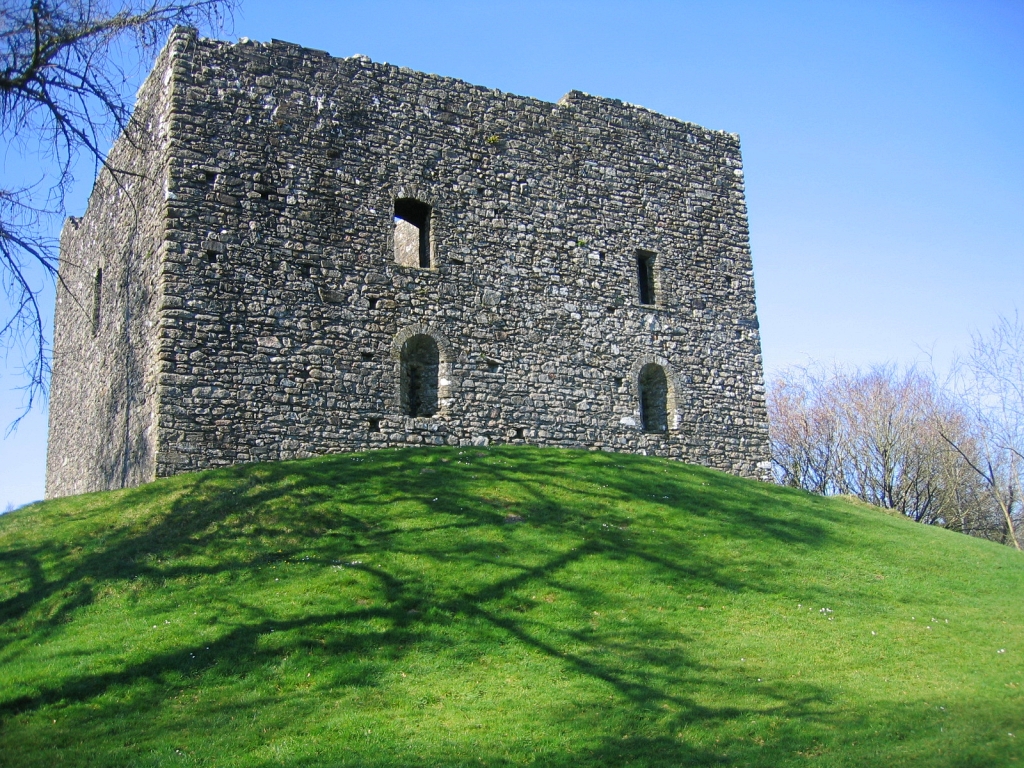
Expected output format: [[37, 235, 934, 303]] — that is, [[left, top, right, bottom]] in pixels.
[[767, 366, 842, 495], [940, 312, 1024, 550], [767, 363, 1008, 542], [0, 0, 233, 423]]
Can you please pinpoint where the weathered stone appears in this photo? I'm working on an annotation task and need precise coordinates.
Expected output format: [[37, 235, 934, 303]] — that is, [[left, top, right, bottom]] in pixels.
[[45, 27, 770, 499]]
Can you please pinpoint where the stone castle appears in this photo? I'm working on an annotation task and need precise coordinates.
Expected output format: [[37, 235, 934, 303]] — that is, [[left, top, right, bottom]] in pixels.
[[45, 28, 770, 498]]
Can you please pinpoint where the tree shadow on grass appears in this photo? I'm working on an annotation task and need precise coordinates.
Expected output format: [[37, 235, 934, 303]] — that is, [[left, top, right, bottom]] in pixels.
[[0, 446, 872, 766]]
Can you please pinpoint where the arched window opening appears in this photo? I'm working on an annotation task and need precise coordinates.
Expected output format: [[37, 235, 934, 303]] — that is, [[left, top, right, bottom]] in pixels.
[[394, 198, 432, 268], [401, 334, 440, 417], [636, 249, 656, 305], [639, 363, 668, 433]]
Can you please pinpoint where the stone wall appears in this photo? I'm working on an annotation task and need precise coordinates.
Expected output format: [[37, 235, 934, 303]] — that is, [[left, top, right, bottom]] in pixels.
[[45, 41, 175, 498], [47, 28, 771, 496]]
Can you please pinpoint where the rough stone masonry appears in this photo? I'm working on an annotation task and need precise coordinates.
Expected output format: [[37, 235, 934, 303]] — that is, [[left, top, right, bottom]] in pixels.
[[45, 27, 771, 498]]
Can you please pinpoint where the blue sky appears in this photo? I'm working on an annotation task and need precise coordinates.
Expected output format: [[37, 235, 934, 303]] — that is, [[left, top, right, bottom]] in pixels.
[[2, 0, 1022, 508]]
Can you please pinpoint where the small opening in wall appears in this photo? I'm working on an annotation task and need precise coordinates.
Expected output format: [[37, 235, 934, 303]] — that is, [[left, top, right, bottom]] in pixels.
[[367, 296, 379, 310], [394, 198, 431, 268], [300, 264, 312, 278], [204, 170, 217, 186], [91, 267, 102, 335], [514, 427, 525, 440], [486, 359, 500, 373], [401, 334, 440, 418], [361, 351, 374, 362], [260, 189, 271, 200], [605, 306, 616, 314], [476, 187, 485, 196], [205, 250, 219, 264], [614, 377, 623, 389], [639, 363, 669, 434], [637, 250, 656, 305], [368, 418, 381, 433]]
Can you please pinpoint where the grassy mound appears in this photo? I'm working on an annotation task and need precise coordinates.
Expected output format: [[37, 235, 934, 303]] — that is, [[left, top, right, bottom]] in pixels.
[[1, 446, 1021, 767]]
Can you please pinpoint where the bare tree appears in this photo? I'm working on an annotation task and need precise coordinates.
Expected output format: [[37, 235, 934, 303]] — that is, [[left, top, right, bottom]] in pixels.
[[767, 366, 842, 495], [940, 312, 1024, 550], [767, 363, 1007, 541], [0, 0, 233, 422]]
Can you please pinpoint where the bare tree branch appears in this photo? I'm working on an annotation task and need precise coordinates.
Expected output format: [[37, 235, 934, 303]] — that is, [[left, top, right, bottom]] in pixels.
[[767, 361, 1015, 545], [0, 0, 234, 422]]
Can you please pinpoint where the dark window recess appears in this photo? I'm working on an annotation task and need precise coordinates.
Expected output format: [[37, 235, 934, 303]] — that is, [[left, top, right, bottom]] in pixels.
[[637, 250, 656, 305], [204, 170, 217, 186], [367, 296, 379, 309], [368, 418, 381, 433], [205, 251, 218, 264], [514, 427, 525, 440], [401, 334, 440, 417], [394, 198, 431, 268], [614, 377, 623, 390], [639, 363, 668, 433], [361, 352, 374, 361], [91, 267, 102, 335]]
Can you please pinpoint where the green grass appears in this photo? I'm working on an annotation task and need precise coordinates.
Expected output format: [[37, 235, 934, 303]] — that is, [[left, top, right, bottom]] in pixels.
[[1, 446, 1021, 767]]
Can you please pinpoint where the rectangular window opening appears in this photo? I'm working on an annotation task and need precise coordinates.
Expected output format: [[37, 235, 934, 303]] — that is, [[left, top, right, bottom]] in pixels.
[[394, 198, 432, 268], [637, 250, 656, 305], [368, 418, 381, 433]]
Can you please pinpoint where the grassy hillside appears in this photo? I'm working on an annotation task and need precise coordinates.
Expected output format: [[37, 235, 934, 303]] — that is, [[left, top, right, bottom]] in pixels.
[[0, 446, 1021, 767]]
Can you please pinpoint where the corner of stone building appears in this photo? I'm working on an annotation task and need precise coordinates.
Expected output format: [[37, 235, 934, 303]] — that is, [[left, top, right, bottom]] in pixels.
[[44, 27, 179, 499]]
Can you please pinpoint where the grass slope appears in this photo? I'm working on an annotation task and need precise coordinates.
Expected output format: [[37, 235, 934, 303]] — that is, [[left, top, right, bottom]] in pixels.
[[0, 446, 1021, 767]]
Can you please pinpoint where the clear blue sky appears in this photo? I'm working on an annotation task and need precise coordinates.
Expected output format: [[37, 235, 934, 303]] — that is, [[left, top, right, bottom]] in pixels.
[[2, 0, 1022, 508]]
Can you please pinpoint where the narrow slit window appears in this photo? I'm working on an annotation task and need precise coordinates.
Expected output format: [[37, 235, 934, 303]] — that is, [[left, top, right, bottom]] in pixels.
[[394, 198, 432, 268], [637, 250, 656, 305], [91, 267, 103, 335], [639, 363, 668, 433]]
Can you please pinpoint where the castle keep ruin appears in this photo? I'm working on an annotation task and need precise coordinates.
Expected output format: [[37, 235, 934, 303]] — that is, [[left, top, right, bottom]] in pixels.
[[45, 28, 770, 498]]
